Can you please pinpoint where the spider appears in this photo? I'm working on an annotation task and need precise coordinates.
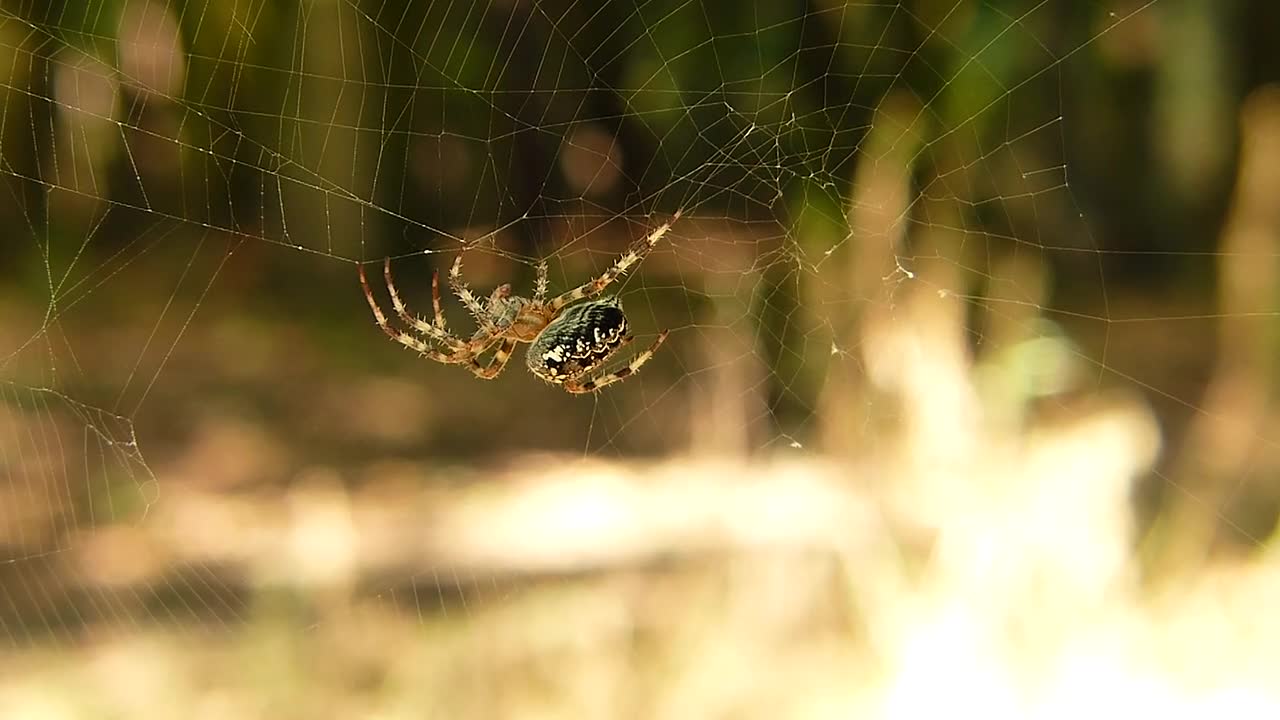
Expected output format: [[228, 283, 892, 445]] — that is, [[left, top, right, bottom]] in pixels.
[[359, 211, 680, 393]]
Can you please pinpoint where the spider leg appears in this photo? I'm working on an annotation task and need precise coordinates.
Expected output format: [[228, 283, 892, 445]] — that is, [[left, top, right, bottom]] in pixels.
[[449, 255, 503, 336], [431, 270, 447, 330], [437, 266, 510, 355], [549, 210, 681, 312], [562, 330, 669, 394], [359, 263, 471, 364], [466, 337, 518, 380], [534, 261, 549, 302], [380, 259, 467, 351], [362, 261, 514, 377]]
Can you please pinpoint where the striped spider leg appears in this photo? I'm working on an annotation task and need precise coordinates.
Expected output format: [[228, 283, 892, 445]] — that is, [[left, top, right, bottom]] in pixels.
[[549, 209, 680, 311], [559, 329, 671, 394], [359, 260, 514, 379]]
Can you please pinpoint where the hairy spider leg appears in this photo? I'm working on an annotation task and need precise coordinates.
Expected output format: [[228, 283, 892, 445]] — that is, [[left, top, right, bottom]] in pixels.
[[360, 263, 464, 362], [379, 260, 467, 352], [534, 261, 549, 301], [549, 209, 681, 312], [471, 337, 518, 379], [430, 270, 447, 330], [449, 255, 504, 336], [433, 268, 513, 355], [360, 262, 510, 376], [562, 330, 670, 394]]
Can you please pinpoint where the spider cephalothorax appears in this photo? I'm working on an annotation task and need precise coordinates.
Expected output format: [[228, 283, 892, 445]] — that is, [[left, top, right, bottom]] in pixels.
[[359, 212, 679, 393]]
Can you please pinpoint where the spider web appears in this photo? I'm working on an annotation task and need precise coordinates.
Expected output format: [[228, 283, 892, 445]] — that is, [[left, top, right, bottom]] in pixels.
[[2, 0, 1279, 715]]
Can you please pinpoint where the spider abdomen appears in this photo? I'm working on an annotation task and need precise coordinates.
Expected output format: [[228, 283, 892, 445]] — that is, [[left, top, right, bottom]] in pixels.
[[527, 298, 630, 383]]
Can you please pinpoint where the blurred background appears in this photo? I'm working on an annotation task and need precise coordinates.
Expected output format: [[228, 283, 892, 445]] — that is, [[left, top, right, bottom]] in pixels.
[[2, 0, 1280, 717]]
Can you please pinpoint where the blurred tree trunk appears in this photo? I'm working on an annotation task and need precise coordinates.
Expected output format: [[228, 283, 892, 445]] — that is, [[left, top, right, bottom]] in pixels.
[[1152, 86, 1280, 577], [0, 17, 50, 282]]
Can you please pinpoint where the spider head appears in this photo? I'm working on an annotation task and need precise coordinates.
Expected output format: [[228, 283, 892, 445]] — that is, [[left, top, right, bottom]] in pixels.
[[482, 284, 529, 330], [526, 298, 629, 383]]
